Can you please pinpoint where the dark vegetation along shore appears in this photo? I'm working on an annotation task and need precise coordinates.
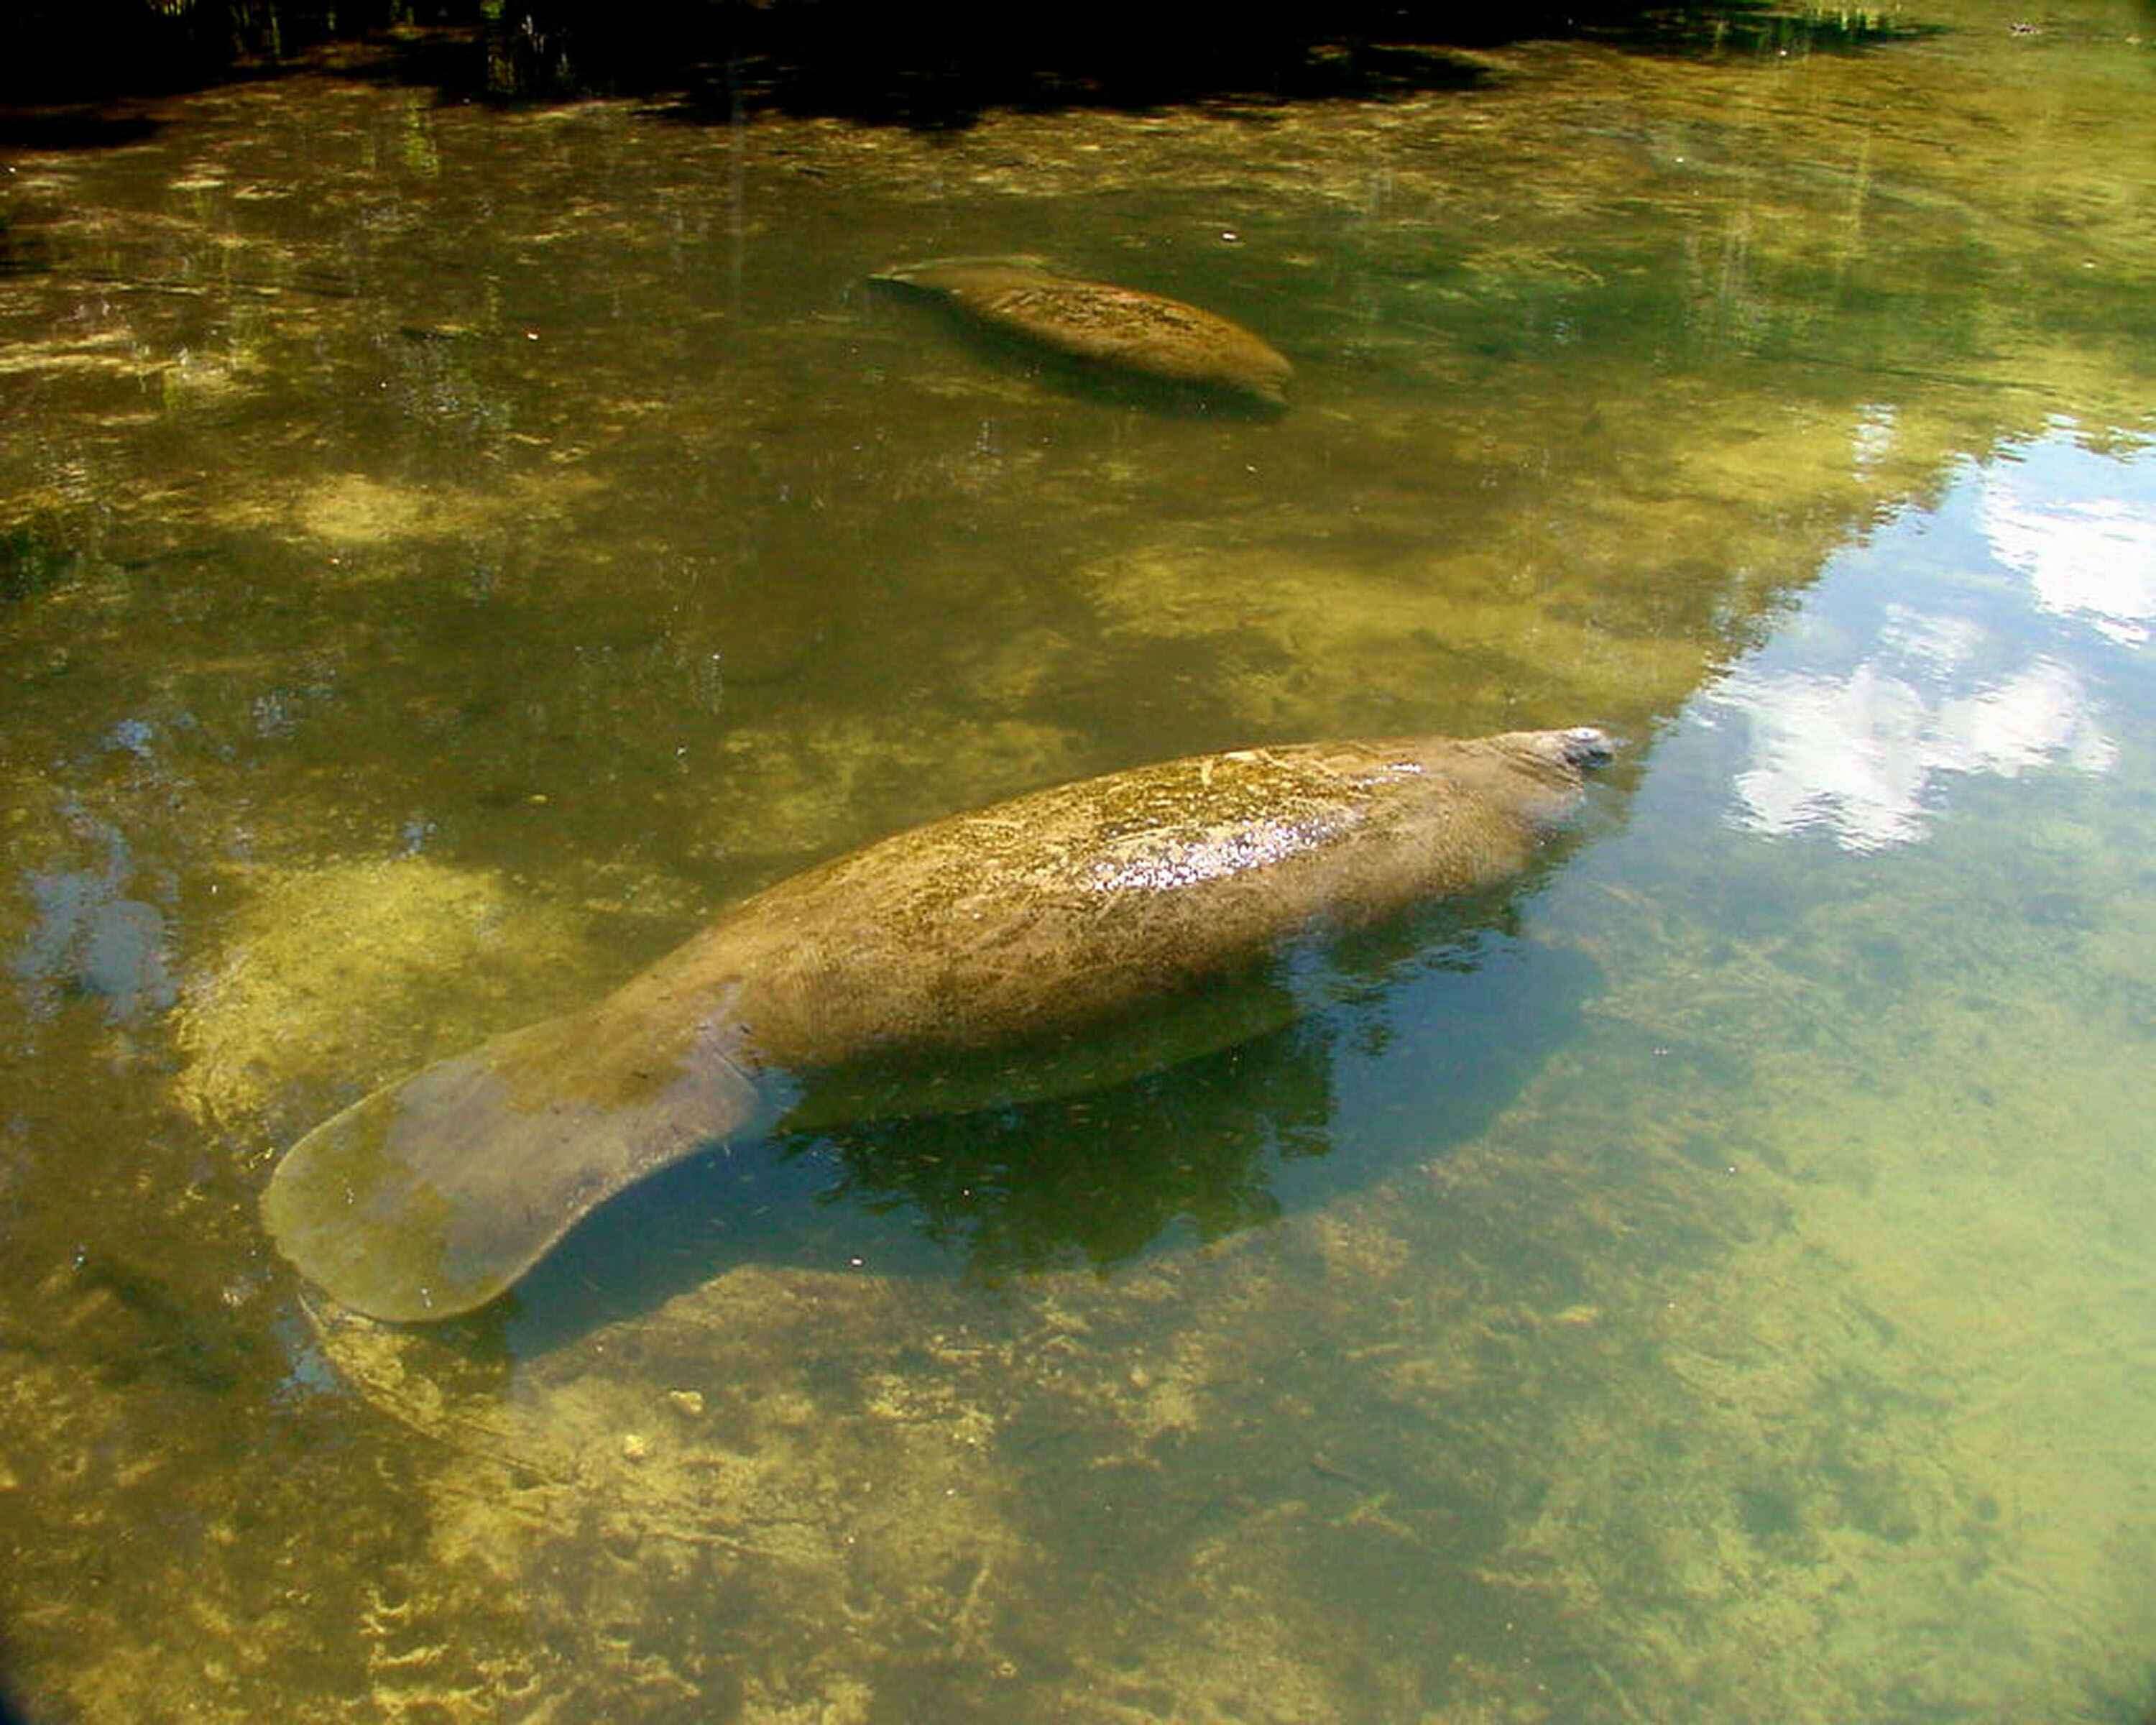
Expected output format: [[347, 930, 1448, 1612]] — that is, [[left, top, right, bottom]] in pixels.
[[8, 0, 1925, 122]]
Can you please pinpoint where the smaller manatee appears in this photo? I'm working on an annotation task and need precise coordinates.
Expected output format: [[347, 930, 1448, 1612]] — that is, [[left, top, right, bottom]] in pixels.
[[871, 255, 1294, 410]]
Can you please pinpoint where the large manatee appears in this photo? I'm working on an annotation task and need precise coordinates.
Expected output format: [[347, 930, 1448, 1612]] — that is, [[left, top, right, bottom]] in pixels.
[[870, 256, 1294, 409], [264, 727, 1613, 1321]]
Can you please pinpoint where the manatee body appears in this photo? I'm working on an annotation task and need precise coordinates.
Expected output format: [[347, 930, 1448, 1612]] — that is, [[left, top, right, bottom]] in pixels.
[[263, 727, 1613, 1322], [871, 256, 1294, 409]]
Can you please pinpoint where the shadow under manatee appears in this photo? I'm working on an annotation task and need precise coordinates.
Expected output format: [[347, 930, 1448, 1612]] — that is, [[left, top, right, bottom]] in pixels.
[[498, 901, 1603, 1356]]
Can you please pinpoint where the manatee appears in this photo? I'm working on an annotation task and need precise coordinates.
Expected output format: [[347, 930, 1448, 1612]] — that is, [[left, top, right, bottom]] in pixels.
[[870, 255, 1294, 410], [263, 727, 1613, 1321]]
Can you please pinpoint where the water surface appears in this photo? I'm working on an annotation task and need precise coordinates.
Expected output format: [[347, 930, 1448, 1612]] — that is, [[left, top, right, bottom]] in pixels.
[[3, 7, 2154, 1721]]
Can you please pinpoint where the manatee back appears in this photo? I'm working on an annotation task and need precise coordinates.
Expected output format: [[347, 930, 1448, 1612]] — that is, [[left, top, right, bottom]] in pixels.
[[665, 733, 1593, 1080]]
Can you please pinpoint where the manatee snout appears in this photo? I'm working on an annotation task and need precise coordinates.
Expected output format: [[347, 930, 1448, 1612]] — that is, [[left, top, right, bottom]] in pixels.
[[1558, 726, 1618, 769]]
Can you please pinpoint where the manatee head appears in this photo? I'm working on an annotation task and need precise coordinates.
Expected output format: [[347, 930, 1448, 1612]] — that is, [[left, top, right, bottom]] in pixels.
[[1465, 726, 1621, 832], [1554, 726, 1618, 769]]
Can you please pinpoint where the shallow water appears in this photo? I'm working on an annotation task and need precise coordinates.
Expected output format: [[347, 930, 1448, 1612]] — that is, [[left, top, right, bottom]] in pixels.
[[3, 7, 2154, 1721]]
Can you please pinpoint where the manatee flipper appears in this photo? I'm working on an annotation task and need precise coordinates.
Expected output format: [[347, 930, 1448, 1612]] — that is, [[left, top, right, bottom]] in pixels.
[[262, 1011, 764, 1321]]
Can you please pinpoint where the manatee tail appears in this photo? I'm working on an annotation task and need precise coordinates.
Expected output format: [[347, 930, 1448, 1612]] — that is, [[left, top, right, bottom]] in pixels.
[[262, 1011, 765, 1322]]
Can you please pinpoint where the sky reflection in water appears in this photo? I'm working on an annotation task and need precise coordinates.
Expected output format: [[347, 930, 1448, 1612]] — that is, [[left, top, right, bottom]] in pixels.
[[1709, 422, 2149, 852]]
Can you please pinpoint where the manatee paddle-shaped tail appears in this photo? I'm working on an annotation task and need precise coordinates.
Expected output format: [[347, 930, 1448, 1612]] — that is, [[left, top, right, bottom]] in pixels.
[[264, 727, 1615, 1322], [262, 1008, 769, 1321], [870, 256, 1294, 410]]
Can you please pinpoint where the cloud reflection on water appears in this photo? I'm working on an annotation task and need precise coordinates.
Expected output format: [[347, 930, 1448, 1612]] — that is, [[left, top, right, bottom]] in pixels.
[[1980, 435, 2156, 648], [1708, 423, 2151, 852]]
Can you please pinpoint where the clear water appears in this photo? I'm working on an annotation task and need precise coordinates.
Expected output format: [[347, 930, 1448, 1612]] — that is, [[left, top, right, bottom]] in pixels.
[[4, 8, 2154, 1721]]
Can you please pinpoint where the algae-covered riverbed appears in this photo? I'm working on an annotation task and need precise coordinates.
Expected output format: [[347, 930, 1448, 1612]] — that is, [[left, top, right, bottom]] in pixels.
[[3, 5, 2154, 1719]]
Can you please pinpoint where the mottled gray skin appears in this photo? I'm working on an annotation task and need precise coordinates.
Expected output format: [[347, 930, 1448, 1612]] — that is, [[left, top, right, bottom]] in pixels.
[[264, 727, 1613, 1322], [871, 256, 1294, 409]]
